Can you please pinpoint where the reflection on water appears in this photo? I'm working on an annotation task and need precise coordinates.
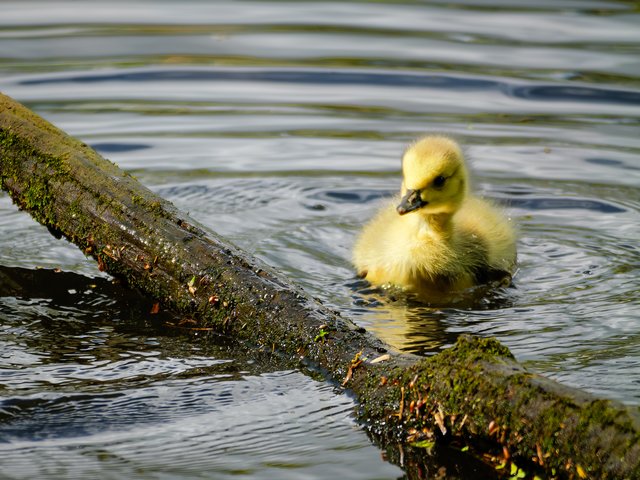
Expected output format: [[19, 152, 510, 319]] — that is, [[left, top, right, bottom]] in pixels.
[[349, 274, 520, 353], [1, 0, 640, 478]]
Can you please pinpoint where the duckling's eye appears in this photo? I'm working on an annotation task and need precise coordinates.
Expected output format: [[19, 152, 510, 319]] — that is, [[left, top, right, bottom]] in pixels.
[[433, 175, 446, 188]]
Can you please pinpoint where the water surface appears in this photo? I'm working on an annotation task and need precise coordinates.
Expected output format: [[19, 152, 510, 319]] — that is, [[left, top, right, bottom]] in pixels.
[[1, 0, 639, 478]]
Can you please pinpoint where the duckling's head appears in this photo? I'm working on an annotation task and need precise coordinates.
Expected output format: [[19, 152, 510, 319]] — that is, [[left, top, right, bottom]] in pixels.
[[397, 135, 469, 216]]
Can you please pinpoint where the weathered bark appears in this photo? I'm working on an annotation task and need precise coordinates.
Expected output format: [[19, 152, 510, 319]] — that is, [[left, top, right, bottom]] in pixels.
[[1, 92, 639, 479]]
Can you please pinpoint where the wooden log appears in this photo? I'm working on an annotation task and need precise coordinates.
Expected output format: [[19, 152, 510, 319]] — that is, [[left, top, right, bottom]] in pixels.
[[1, 92, 639, 479]]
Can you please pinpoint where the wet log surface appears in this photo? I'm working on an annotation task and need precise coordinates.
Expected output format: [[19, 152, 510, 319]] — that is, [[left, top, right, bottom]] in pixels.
[[1, 92, 639, 479]]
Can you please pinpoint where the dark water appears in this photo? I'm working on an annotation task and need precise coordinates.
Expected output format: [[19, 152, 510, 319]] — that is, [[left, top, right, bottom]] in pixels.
[[1, 1, 640, 478]]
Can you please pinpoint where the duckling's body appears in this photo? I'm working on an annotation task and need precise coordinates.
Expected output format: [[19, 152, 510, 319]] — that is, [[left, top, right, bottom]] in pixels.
[[353, 136, 516, 298]]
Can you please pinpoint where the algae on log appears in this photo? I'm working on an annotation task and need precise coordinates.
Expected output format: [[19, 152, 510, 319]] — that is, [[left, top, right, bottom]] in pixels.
[[1, 92, 639, 479]]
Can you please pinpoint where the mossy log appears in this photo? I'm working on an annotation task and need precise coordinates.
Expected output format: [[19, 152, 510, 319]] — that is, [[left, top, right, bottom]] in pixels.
[[1, 92, 639, 479]]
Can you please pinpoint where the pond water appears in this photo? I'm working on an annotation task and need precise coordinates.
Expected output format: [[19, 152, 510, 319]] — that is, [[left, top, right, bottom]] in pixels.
[[1, 0, 639, 478]]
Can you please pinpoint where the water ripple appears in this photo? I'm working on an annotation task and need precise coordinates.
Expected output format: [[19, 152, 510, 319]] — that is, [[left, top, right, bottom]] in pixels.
[[0, 370, 392, 479], [19, 67, 640, 106]]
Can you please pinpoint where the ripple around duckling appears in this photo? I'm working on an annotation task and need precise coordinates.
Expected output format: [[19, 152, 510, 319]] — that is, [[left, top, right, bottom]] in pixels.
[[310, 188, 391, 204], [441, 218, 640, 401], [157, 179, 281, 214], [509, 196, 626, 213]]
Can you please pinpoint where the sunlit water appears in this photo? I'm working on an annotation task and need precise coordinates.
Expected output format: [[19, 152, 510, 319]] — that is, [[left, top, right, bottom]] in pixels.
[[1, 1, 639, 478]]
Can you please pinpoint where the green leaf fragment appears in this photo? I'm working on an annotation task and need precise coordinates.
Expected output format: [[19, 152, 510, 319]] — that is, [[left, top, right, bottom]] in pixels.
[[410, 440, 435, 449]]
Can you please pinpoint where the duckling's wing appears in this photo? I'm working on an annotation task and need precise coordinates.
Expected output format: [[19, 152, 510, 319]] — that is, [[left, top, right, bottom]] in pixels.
[[456, 196, 517, 274]]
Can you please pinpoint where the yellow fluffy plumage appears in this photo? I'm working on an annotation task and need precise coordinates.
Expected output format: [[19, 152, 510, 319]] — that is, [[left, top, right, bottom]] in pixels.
[[353, 135, 516, 299]]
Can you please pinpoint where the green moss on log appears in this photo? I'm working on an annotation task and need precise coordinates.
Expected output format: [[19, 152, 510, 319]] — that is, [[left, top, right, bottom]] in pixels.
[[352, 335, 640, 479], [1, 129, 64, 226]]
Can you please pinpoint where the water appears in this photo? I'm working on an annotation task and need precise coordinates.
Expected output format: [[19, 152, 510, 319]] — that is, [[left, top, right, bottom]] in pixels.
[[1, 1, 639, 478]]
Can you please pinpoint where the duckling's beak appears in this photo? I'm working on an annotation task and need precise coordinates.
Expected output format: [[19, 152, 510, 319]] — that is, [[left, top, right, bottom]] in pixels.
[[397, 189, 427, 215]]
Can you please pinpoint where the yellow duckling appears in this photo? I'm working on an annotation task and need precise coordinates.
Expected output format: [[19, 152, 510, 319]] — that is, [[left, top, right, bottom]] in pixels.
[[353, 135, 516, 299]]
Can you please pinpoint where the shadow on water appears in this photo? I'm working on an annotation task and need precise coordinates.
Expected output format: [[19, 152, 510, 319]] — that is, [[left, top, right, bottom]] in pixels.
[[0, 265, 300, 373], [0, 265, 168, 338]]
